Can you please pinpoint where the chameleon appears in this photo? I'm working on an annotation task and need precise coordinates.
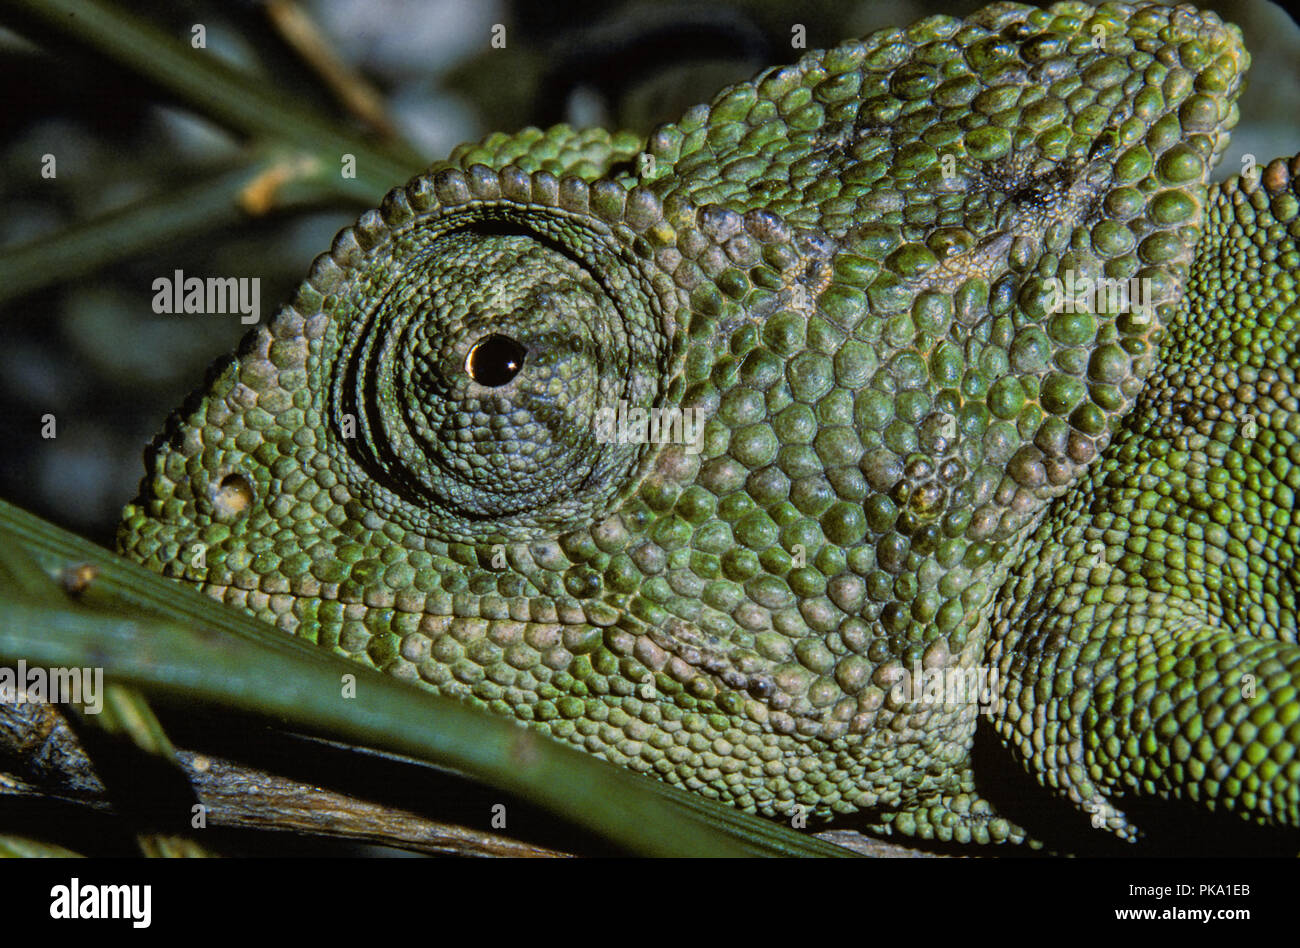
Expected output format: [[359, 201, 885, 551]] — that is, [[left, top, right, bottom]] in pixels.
[[116, 1, 1300, 849]]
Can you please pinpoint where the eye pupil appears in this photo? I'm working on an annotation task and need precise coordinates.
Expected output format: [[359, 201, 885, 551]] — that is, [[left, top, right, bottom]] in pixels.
[[466, 334, 527, 386]]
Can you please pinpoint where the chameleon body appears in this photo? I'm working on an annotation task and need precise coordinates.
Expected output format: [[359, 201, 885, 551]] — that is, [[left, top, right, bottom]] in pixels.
[[117, 1, 1300, 846]]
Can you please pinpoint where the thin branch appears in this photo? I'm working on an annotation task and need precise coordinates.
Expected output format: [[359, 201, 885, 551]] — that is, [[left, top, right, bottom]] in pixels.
[[264, 0, 401, 139], [0, 156, 335, 306], [0, 701, 569, 856], [1, 0, 423, 198]]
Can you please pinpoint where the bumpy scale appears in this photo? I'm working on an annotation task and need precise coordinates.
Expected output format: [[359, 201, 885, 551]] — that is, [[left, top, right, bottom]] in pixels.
[[118, 1, 1299, 846]]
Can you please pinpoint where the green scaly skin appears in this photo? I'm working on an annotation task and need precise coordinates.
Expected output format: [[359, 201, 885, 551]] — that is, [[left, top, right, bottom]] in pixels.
[[116, 2, 1299, 847]]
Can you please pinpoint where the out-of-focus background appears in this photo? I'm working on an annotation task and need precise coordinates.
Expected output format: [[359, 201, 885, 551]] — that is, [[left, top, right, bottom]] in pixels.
[[1, 0, 1296, 546]]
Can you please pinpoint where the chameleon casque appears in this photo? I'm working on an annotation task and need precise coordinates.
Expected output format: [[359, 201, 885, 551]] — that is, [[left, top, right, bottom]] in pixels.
[[116, 1, 1300, 850]]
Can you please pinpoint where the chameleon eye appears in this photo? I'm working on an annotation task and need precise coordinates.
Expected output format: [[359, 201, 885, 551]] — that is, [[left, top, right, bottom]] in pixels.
[[327, 214, 670, 538], [465, 333, 527, 386]]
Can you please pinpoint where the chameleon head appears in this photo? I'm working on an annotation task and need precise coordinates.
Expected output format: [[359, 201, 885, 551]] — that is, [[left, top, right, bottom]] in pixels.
[[120, 2, 1247, 823]]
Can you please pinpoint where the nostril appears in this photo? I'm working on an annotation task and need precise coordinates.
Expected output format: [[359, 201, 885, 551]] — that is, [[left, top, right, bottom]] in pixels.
[[212, 472, 254, 520]]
